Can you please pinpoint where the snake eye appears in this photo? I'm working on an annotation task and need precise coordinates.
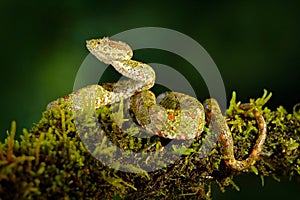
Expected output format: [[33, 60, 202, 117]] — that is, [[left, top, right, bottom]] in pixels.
[[97, 41, 100, 44]]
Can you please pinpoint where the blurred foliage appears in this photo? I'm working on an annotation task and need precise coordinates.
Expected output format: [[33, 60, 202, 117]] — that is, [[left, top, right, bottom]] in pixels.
[[0, 0, 299, 199]]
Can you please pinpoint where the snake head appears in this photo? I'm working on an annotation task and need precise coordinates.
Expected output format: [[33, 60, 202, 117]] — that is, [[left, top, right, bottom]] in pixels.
[[86, 37, 133, 64]]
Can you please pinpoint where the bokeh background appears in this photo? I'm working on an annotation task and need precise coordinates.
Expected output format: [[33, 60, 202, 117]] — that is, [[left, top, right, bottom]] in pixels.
[[0, 0, 299, 199]]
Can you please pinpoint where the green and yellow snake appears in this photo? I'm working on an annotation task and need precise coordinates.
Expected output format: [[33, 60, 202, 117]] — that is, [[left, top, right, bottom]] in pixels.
[[48, 37, 267, 171]]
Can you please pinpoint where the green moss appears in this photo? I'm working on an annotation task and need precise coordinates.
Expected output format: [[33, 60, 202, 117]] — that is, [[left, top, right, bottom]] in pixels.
[[0, 90, 299, 199]]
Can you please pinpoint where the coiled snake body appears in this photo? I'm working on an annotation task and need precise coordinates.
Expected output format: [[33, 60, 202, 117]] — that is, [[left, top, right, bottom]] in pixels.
[[48, 37, 267, 171]]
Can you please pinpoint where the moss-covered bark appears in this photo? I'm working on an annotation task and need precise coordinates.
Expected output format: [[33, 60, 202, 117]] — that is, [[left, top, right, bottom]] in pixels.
[[0, 90, 299, 199]]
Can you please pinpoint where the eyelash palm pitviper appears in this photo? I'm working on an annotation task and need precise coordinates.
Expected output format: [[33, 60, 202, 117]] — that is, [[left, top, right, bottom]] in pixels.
[[47, 37, 267, 171]]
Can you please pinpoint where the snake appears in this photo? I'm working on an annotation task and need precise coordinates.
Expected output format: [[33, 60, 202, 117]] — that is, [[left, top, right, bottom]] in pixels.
[[47, 37, 267, 171]]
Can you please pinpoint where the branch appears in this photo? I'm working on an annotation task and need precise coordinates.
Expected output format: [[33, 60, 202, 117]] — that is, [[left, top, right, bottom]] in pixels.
[[0, 90, 299, 199]]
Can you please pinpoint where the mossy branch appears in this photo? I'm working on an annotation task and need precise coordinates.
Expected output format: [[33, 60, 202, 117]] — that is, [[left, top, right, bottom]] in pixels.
[[0, 90, 299, 199]]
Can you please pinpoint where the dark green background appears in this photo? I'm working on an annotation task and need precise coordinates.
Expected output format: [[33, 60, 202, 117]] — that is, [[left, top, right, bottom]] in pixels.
[[0, 0, 299, 199]]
